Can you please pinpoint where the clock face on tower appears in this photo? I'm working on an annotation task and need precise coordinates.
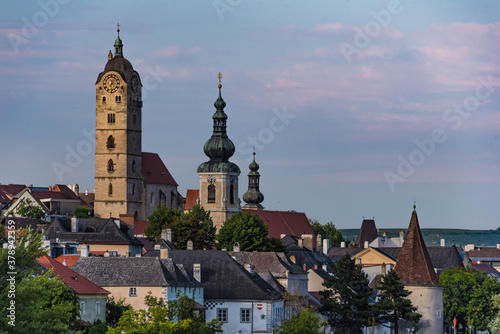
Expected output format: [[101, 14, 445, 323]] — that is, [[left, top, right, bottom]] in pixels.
[[103, 74, 120, 93]]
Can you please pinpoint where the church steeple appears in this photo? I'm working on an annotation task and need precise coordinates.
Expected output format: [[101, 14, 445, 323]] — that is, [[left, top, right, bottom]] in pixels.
[[114, 23, 123, 57], [243, 151, 264, 210]]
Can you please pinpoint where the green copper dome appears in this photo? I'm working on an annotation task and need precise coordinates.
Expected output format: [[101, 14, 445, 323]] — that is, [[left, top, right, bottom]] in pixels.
[[197, 84, 240, 174], [243, 152, 264, 209], [114, 26, 123, 56]]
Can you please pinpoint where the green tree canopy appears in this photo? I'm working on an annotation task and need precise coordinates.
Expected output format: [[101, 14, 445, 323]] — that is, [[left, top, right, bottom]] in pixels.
[[320, 253, 372, 334], [106, 296, 132, 328], [373, 269, 421, 334], [275, 307, 327, 334], [108, 293, 223, 334], [144, 205, 216, 250], [12, 198, 47, 221], [488, 293, 500, 333], [216, 211, 286, 252], [440, 266, 500, 332], [75, 205, 93, 218], [310, 220, 347, 247]]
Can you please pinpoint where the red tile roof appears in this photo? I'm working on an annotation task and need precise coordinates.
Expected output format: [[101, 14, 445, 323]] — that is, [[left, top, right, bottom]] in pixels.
[[0, 184, 27, 203], [472, 262, 500, 277], [37, 255, 110, 295], [55, 255, 81, 267], [142, 152, 178, 186], [242, 209, 316, 245], [134, 221, 149, 236], [184, 189, 199, 210], [395, 210, 440, 287]]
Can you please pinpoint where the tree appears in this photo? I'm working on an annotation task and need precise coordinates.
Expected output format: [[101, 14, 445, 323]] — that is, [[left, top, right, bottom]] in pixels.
[[0, 228, 80, 333], [440, 266, 500, 332], [373, 269, 421, 334], [275, 307, 327, 334], [12, 198, 46, 221], [488, 293, 500, 333], [216, 211, 286, 252], [107, 293, 223, 334], [144, 205, 216, 250], [75, 206, 93, 218], [320, 254, 372, 334], [106, 296, 132, 327], [310, 219, 347, 247]]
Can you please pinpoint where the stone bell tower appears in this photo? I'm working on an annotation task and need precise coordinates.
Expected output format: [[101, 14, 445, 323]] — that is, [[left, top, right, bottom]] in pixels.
[[197, 73, 241, 230], [94, 26, 143, 220]]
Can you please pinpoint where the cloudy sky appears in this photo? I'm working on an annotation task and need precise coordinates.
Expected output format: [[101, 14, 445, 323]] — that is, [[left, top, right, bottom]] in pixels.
[[1, 1, 499, 230]]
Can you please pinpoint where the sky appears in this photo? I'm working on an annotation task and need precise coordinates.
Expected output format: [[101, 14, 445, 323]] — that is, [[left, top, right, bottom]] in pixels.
[[1, 0, 499, 230]]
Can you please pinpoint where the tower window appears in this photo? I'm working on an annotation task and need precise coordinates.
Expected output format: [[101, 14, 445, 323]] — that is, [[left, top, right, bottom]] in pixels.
[[133, 114, 137, 124], [132, 184, 135, 195], [107, 159, 114, 172], [208, 184, 215, 203], [132, 160, 136, 173], [107, 135, 115, 149], [108, 183, 113, 196], [230, 184, 235, 204], [108, 113, 115, 124], [102, 96, 106, 102], [115, 95, 122, 102]]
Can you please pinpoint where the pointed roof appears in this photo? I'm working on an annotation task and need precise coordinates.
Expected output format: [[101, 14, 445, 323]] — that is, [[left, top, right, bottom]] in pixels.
[[356, 219, 378, 246], [142, 152, 178, 186], [394, 209, 440, 287]]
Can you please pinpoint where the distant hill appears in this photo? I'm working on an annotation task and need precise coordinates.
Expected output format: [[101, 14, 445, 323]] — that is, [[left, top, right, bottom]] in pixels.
[[339, 228, 500, 248]]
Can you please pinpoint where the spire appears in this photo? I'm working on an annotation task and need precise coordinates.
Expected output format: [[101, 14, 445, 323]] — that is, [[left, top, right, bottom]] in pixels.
[[394, 207, 440, 286], [243, 151, 264, 210], [197, 73, 240, 174], [114, 23, 123, 56]]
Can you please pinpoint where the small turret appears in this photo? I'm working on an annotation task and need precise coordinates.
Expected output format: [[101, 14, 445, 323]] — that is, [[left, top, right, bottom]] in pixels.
[[243, 151, 264, 210]]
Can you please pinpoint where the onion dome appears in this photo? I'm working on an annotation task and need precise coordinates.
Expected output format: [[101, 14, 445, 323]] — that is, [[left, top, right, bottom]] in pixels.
[[197, 78, 240, 174], [243, 152, 264, 210]]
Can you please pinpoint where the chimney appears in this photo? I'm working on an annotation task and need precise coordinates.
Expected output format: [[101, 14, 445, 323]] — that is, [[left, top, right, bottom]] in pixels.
[[80, 244, 89, 257], [193, 263, 201, 282], [161, 229, 167, 240], [49, 186, 53, 191], [464, 244, 474, 252], [314, 264, 318, 270], [399, 231, 405, 246], [298, 239, 303, 247], [154, 244, 161, 250], [303, 264, 307, 271], [497, 243, 500, 249], [187, 240, 193, 250], [73, 183, 79, 196], [323, 239, 330, 255], [166, 228, 172, 242], [85, 188, 89, 195], [317, 234, 323, 254], [245, 264, 252, 273], [301, 234, 314, 250], [364, 241, 369, 249], [62, 259, 67, 266], [440, 238, 446, 247], [381, 262, 386, 276], [160, 248, 169, 259], [71, 217, 79, 232], [104, 251, 110, 258], [340, 241, 346, 248], [135, 254, 141, 257], [234, 242, 240, 252]]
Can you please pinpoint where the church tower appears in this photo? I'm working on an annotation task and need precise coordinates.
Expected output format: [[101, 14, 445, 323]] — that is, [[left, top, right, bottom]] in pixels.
[[197, 74, 241, 230], [242, 151, 264, 210], [94, 26, 143, 220]]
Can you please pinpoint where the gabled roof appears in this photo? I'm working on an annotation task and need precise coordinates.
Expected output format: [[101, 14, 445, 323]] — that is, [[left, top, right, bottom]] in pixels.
[[1, 217, 41, 231], [134, 221, 149, 236], [242, 209, 316, 245], [45, 217, 142, 246], [0, 184, 27, 204], [72, 256, 201, 287], [352, 247, 397, 265], [55, 255, 81, 267], [37, 255, 110, 295], [228, 251, 305, 277], [327, 247, 363, 262], [168, 250, 282, 301], [469, 247, 500, 260], [472, 262, 500, 278], [356, 219, 378, 246], [394, 209, 440, 287], [184, 189, 199, 211], [142, 152, 178, 186], [282, 235, 334, 277]]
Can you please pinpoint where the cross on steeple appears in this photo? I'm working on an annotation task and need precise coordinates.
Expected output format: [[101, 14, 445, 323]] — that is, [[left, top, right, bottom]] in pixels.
[[217, 72, 223, 84], [117, 23, 120, 34]]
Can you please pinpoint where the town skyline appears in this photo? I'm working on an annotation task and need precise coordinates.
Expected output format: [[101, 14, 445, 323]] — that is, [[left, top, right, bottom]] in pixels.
[[1, 1, 499, 229]]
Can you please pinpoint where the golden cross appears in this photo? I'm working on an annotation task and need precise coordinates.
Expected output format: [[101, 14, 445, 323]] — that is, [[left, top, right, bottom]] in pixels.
[[217, 72, 223, 84]]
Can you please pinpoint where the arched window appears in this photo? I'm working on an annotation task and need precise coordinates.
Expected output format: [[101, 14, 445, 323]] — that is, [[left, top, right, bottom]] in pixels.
[[107, 135, 115, 149], [108, 183, 113, 196], [208, 184, 215, 203], [132, 160, 136, 173], [102, 96, 106, 102], [107, 159, 114, 172], [229, 184, 235, 204]]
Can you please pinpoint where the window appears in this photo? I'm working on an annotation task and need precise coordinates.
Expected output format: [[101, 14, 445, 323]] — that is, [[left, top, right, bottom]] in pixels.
[[108, 113, 115, 123], [129, 287, 137, 297], [241, 308, 251, 323], [132, 160, 136, 173], [133, 114, 137, 124], [115, 95, 122, 102], [132, 184, 135, 195], [151, 192, 154, 203], [96, 301, 101, 315], [102, 96, 106, 102], [217, 308, 228, 323], [80, 301, 85, 316], [159, 190, 166, 206], [108, 183, 113, 196], [229, 184, 235, 204], [207, 184, 215, 203], [107, 135, 115, 149], [107, 159, 114, 172]]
